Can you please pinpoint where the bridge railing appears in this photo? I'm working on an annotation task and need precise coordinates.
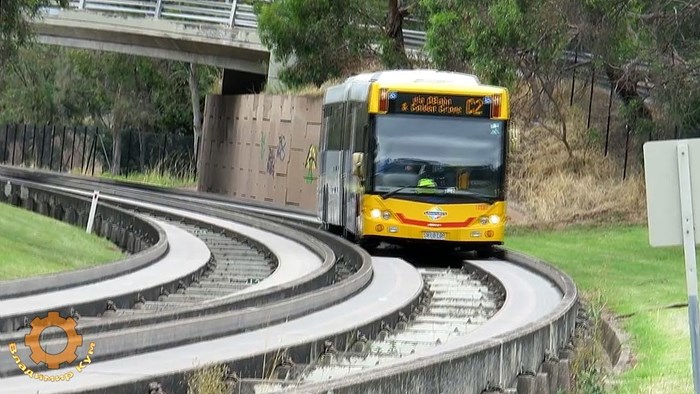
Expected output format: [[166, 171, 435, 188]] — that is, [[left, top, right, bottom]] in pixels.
[[52, 0, 429, 48], [66, 0, 248, 28]]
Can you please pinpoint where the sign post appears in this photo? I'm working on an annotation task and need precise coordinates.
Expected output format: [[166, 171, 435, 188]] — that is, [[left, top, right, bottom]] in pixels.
[[86, 190, 100, 234], [644, 139, 700, 394]]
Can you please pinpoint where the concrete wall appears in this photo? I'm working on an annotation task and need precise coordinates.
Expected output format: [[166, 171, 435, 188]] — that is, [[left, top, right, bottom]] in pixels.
[[197, 94, 323, 213]]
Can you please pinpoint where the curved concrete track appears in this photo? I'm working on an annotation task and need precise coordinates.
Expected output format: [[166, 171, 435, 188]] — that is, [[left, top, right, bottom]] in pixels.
[[0, 219, 211, 329], [0, 166, 578, 394], [267, 257, 563, 393], [0, 257, 422, 394], [29, 183, 325, 290]]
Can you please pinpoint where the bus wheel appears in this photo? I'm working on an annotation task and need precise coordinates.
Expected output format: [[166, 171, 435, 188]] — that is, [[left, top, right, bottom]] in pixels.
[[359, 238, 379, 253], [475, 246, 492, 259]]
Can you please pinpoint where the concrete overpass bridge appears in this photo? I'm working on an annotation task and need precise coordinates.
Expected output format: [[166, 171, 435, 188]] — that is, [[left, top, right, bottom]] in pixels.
[[32, 0, 648, 97], [33, 0, 428, 94]]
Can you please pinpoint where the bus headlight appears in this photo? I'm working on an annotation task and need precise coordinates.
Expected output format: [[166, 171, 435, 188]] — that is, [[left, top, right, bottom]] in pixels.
[[489, 215, 501, 224], [370, 209, 381, 219]]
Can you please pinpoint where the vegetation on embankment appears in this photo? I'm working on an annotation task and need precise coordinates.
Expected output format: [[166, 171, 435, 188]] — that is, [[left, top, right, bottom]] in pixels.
[[0, 202, 123, 280], [507, 224, 693, 393]]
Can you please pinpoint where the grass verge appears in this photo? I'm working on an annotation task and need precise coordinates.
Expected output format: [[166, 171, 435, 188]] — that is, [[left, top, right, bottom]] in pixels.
[[506, 223, 694, 393], [99, 166, 197, 189], [0, 202, 124, 280]]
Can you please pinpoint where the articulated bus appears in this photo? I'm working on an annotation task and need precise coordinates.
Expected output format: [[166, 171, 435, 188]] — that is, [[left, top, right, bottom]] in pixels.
[[317, 69, 510, 256]]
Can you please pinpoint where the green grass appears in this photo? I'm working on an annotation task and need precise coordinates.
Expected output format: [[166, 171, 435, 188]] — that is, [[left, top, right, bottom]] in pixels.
[[0, 202, 124, 281], [506, 224, 695, 393], [100, 168, 197, 189]]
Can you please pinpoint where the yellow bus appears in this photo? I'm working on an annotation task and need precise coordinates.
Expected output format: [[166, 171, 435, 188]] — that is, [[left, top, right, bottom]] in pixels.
[[317, 69, 510, 257]]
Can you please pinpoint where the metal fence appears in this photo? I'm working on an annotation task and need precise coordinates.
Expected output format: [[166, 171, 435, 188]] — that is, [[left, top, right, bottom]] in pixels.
[[559, 58, 696, 181], [0, 124, 195, 177]]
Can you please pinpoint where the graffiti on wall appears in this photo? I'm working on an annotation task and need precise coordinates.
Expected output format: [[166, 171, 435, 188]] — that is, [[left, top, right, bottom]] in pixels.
[[276, 135, 286, 161], [266, 146, 275, 176], [259, 133, 266, 161], [304, 144, 318, 184]]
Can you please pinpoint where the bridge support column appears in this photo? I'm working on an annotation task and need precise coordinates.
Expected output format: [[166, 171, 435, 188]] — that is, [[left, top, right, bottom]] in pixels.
[[265, 50, 286, 92]]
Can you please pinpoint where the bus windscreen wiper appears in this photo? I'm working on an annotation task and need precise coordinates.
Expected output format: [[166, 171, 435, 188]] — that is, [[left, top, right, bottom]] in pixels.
[[458, 191, 495, 204], [380, 186, 410, 199]]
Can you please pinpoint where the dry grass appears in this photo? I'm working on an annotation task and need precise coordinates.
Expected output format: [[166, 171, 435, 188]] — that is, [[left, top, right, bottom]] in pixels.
[[571, 291, 609, 394], [186, 363, 232, 394], [506, 76, 648, 228]]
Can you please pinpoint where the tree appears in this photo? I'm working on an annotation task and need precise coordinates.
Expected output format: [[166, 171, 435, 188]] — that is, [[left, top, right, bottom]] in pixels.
[[569, 0, 700, 138], [420, 0, 575, 156], [0, 44, 218, 174], [254, 0, 420, 87], [255, 0, 376, 87], [0, 0, 68, 68]]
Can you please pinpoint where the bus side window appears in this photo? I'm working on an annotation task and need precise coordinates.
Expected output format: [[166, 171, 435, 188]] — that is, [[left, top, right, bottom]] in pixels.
[[457, 170, 470, 190]]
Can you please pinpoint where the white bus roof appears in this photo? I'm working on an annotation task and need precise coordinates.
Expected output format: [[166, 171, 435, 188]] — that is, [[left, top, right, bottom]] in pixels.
[[345, 69, 481, 85]]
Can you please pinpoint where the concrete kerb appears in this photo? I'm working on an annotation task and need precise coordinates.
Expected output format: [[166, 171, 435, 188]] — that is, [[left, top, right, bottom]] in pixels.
[[0, 178, 168, 300], [276, 247, 579, 394]]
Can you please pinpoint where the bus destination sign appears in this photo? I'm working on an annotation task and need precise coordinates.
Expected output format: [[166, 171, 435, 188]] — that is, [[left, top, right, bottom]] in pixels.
[[387, 92, 493, 118]]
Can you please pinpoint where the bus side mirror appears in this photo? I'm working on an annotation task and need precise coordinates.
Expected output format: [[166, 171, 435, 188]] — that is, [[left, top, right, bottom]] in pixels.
[[352, 152, 364, 178]]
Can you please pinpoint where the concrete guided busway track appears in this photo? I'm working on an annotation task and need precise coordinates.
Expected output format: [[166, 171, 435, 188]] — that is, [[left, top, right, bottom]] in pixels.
[[0, 165, 578, 394]]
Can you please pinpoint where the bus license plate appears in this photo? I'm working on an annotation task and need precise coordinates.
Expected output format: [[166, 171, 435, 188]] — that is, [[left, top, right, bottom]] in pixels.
[[422, 231, 446, 240]]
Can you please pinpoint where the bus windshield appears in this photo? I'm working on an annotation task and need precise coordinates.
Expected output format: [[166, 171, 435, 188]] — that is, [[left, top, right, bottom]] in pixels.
[[371, 114, 506, 202]]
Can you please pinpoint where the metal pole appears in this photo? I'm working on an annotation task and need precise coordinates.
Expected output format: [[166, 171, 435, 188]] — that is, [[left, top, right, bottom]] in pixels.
[[86, 191, 100, 233], [60, 125, 67, 171], [154, 0, 162, 18], [90, 129, 98, 176], [21, 124, 27, 165], [81, 126, 88, 173], [623, 124, 630, 180], [30, 125, 36, 167], [2, 124, 8, 163], [570, 49, 578, 106], [228, 0, 238, 27], [10, 124, 17, 165], [604, 86, 613, 156], [39, 125, 46, 168], [676, 143, 700, 394], [587, 67, 595, 129], [49, 125, 56, 170], [125, 130, 132, 177], [160, 133, 168, 175], [70, 126, 77, 170]]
